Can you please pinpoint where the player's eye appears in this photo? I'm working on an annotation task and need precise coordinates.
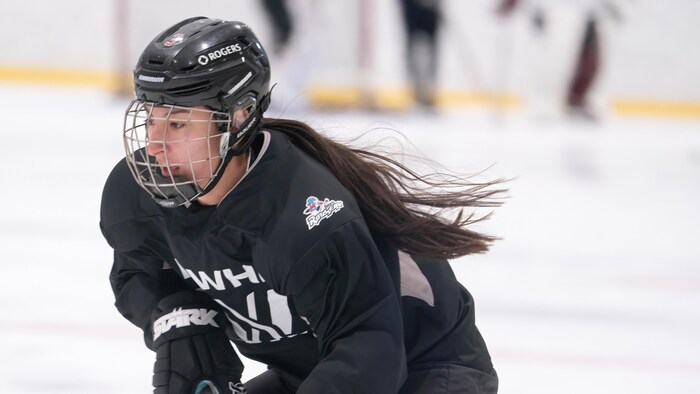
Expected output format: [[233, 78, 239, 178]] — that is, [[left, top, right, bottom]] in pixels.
[[169, 121, 187, 130]]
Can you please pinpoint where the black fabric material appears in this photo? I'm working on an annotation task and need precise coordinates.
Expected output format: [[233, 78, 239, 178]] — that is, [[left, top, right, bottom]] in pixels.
[[244, 369, 295, 394], [282, 220, 407, 393], [398, 365, 499, 394], [400, 0, 441, 34]]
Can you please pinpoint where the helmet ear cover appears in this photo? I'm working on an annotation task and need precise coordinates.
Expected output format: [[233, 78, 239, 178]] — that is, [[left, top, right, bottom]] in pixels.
[[225, 89, 271, 156]]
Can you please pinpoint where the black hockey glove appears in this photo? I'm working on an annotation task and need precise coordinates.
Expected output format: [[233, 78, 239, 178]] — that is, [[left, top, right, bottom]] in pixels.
[[149, 291, 246, 394]]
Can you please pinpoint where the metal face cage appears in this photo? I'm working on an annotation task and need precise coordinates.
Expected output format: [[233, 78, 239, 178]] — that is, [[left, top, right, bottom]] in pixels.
[[122, 100, 232, 208]]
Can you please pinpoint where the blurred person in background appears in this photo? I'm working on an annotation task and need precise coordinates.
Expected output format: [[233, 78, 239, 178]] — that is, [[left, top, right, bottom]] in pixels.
[[497, 0, 624, 120], [259, 0, 294, 55], [101, 16, 504, 394], [257, 0, 314, 114], [399, 0, 443, 109], [566, 9, 601, 119], [565, 0, 622, 120]]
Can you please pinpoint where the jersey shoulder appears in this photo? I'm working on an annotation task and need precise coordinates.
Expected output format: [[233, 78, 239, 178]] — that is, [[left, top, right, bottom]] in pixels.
[[100, 158, 162, 251], [249, 131, 366, 290]]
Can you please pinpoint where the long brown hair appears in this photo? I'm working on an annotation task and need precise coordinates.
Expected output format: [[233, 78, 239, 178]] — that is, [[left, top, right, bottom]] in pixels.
[[262, 118, 506, 259]]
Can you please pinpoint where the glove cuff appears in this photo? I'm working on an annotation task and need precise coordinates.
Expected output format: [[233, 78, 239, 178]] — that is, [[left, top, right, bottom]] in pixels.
[[149, 291, 226, 349]]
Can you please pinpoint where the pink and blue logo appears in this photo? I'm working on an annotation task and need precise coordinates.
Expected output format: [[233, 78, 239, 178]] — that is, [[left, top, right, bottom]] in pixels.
[[303, 195, 344, 229]]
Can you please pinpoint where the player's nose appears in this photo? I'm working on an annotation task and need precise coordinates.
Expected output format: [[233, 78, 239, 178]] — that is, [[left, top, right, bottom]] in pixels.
[[146, 121, 166, 156]]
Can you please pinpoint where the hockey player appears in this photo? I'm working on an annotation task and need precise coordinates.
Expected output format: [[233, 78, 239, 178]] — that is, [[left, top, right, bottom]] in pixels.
[[101, 17, 501, 394], [497, 0, 626, 120], [399, 0, 442, 108]]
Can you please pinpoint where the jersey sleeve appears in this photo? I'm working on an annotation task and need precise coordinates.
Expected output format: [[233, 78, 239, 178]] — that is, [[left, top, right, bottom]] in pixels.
[[278, 219, 407, 394], [108, 248, 188, 348], [100, 159, 188, 349]]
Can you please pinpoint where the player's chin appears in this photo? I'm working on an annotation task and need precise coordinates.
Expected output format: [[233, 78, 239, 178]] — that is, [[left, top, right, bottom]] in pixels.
[[190, 172, 212, 188]]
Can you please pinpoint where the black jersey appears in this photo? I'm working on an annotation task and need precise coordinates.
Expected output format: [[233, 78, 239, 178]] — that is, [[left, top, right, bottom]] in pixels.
[[100, 130, 494, 393]]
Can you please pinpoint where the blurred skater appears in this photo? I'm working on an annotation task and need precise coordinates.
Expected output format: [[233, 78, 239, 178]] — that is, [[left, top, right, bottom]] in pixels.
[[399, 0, 442, 108], [498, 0, 625, 120], [259, 0, 294, 55], [567, 1, 624, 119]]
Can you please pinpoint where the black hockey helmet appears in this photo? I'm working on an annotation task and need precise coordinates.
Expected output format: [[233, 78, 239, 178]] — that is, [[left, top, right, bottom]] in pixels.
[[133, 16, 271, 154], [123, 17, 272, 208]]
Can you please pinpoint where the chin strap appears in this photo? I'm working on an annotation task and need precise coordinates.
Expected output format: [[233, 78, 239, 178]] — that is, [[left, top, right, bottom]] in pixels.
[[227, 90, 271, 156], [192, 90, 271, 201]]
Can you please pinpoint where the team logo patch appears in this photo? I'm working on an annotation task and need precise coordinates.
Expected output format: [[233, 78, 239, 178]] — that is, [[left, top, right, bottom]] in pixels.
[[303, 196, 344, 229]]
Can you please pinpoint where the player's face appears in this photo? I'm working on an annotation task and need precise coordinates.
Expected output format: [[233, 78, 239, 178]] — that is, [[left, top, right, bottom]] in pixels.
[[145, 105, 224, 188]]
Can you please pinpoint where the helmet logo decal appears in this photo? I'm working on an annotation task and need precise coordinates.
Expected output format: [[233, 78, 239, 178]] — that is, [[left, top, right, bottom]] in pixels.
[[163, 33, 185, 47], [197, 43, 243, 66], [227, 71, 253, 96], [236, 115, 256, 139], [303, 196, 344, 230], [138, 74, 165, 83]]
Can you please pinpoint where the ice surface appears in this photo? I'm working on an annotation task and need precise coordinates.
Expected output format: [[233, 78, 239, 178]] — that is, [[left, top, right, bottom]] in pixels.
[[0, 84, 698, 393]]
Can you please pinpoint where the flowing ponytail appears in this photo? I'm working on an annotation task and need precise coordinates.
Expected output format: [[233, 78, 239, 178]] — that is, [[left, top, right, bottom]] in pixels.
[[262, 118, 506, 259]]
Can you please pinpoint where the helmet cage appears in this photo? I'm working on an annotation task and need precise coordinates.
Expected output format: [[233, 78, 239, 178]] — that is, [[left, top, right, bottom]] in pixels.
[[125, 17, 272, 207], [123, 99, 233, 208]]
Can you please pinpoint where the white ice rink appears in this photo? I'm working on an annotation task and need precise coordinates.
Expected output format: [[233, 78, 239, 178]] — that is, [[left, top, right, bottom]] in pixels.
[[0, 84, 698, 393]]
